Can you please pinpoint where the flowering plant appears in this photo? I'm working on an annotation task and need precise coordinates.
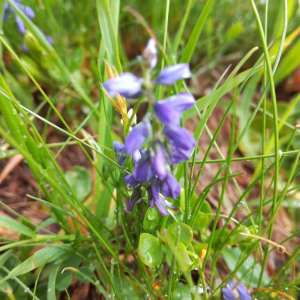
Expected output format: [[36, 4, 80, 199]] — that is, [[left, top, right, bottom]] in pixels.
[[103, 38, 196, 216]]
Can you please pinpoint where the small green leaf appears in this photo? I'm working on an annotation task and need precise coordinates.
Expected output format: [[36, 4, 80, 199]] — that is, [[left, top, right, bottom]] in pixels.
[[167, 222, 193, 247], [138, 233, 163, 268], [227, 225, 250, 245], [174, 283, 192, 300], [0, 215, 36, 237], [192, 201, 212, 233], [65, 166, 92, 201], [143, 207, 161, 232], [208, 229, 230, 250]]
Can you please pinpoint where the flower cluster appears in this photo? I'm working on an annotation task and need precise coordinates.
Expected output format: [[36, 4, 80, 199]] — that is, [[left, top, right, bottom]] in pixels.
[[105, 39, 196, 216], [4, 0, 53, 45], [222, 281, 252, 300]]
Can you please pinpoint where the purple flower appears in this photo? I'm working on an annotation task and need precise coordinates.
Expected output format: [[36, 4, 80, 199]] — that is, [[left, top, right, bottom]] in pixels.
[[113, 141, 125, 153], [124, 174, 138, 188], [142, 38, 157, 69], [103, 73, 144, 99], [132, 149, 141, 164], [164, 125, 196, 151], [154, 102, 181, 126], [4, 1, 35, 35], [161, 173, 181, 199], [158, 93, 195, 112], [222, 281, 252, 300], [148, 182, 173, 216], [237, 285, 251, 300], [156, 63, 192, 85], [15, 15, 25, 34], [152, 143, 167, 180], [124, 120, 150, 155], [118, 155, 126, 166], [45, 35, 54, 45], [169, 145, 192, 164], [133, 153, 155, 183]]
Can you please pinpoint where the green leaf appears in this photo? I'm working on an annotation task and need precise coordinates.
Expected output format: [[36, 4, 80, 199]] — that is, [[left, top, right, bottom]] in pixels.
[[222, 247, 270, 287], [192, 200, 212, 233], [74, 266, 94, 283], [143, 207, 162, 232], [0, 250, 14, 268], [65, 166, 92, 201], [96, 0, 121, 71], [180, 0, 216, 63], [56, 271, 72, 291], [0, 246, 68, 284], [174, 283, 192, 300], [166, 242, 193, 272], [138, 233, 163, 268], [0, 215, 36, 238], [166, 222, 193, 247], [207, 229, 230, 250], [227, 225, 250, 245], [47, 265, 59, 300]]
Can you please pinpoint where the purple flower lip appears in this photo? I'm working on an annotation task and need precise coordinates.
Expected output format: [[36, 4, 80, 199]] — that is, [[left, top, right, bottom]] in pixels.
[[124, 174, 138, 188], [159, 93, 195, 112], [133, 153, 155, 183], [124, 120, 150, 155], [154, 102, 181, 126], [170, 145, 192, 164], [156, 63, 192, 85], [103, 73, 144, 99], [164, 125, 196, 151], [161, 173, 181, 199], [152, 143, 168, 180]]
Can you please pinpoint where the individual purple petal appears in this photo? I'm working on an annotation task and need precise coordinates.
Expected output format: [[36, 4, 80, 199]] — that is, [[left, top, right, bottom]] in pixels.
[[142, 38, 157, 69], [161, 173, 181, 199], [164, 125, 196, 151], [124, 173, 138, 188], [3, 9, 9, 22], [159, 93, 195, 112], [118, 155, 126, 166], [222, 288, 236, 300], [124, 120, 150, 155], [103, 73, 144, 99], [15, 15, 26, 34], [127, 188, 142, 212], [147, 180, 160, 208], [18, 5, 35, 19], [152, 143, 167, 180], [154, 102, 181, 126], [113, 141, 125, 153], [170, 145, 192, 164], [156, 63, 191, 85], [237, 285, 251, 300], [132, 149, 141, 164], [133, 153, 154, 183], [22, 43, 29, 52], [155, 194, 170, 216], [45, 35, 54, 45]]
